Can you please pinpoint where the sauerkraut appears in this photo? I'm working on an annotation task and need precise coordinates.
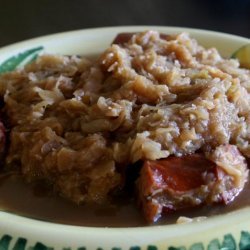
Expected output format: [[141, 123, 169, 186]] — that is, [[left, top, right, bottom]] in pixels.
[[0, 31, 249, 222]]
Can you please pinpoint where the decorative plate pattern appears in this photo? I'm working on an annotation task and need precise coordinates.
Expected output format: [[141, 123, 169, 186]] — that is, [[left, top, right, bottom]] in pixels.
[[0, 231, 250, 250], [0, 46, 43, 74]]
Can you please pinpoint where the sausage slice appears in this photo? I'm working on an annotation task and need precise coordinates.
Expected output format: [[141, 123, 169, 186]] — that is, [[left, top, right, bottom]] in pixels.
[[137, 145, 248, 222]]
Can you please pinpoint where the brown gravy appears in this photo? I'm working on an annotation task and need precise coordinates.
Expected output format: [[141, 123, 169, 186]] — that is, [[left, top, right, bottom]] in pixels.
[[0, 173, 249, 227]]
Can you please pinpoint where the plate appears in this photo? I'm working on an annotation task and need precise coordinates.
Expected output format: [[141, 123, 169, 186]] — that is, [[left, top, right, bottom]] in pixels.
[[0, 26, 250, 250]]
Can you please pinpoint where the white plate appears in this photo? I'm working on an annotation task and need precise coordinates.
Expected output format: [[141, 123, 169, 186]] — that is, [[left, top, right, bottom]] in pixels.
[[0, 26, 249, 250]]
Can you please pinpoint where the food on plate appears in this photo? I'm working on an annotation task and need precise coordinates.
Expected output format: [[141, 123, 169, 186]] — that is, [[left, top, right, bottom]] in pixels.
[[137, 145, 247, 222], [0, 31, 249, 224], [0, 120, 6, 161], [232, 44, 250, 69]]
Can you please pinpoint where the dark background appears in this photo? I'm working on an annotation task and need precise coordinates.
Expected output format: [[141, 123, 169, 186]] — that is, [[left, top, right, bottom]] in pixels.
[[0, 0, 249, 47]]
